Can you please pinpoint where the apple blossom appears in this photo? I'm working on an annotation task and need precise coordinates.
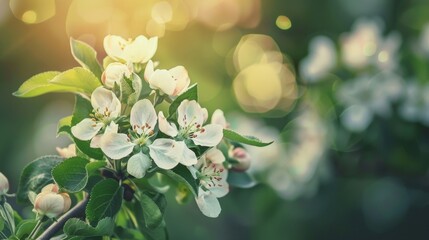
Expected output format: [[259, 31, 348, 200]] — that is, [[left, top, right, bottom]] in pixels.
[[211, 109, 228, 129], [0, 172, 9, 195], [71, 87, 121, 143], [190, 148, 229, 218], [33, 184, 71, 219], [230, 147, 251, 171], [158, 100, 223, 147], [103, 35, 158, 64], [102, 62, 133, 88], [144, 60, 190, 96]]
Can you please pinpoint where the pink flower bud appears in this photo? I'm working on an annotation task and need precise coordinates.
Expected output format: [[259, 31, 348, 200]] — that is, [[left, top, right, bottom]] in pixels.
[[33, 184, 71, 218], [230, 147, 251, 171], [0, 172, 9, 195]]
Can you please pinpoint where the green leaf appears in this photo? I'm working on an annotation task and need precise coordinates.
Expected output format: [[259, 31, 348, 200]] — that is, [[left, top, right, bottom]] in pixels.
[[0, 217, 4, 232], [115, 227, 145, 239], [52, 157, 104, 193], [86, 179, 123, 224], [134, 205, 169, 240], [223, 129, 273, 147], [168, 84, 198, 116], [50, 67, 101, 95], [227, 171, 257, 188], [17, 155, 63, 203], [159, 165, 198, 197], [138, 193, 164, 229], [13, 71, 81, 98], [57, 115, 72, 136], [70, 38, 103, 79], [63, 218, 114, 237], [71, 95, 104, 160], [14, 220, 37, 239]]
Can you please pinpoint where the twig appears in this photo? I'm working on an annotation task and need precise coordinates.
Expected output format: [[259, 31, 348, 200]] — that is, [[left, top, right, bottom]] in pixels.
[[36, 196, 89, 240]]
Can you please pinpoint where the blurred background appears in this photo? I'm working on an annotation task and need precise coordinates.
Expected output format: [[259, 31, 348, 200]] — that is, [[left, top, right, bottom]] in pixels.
[[1, 0, 429, 239]]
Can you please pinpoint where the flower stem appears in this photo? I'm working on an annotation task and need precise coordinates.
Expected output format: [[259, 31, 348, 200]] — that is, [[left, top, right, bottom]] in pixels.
[[27, 218, 44, 240]]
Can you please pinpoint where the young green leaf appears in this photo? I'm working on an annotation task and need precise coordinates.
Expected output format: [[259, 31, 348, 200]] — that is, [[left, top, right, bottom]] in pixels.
[[138, 193, 165, 229], [57, 115, 72, 136], [50, 67, 102, 95], [227, 171, 257, 188], [168, 83, 198, 116], [52, 157, 105, 193], [86, 179, 123, 224], [14, 220, 37, 239], [159, 165, 198, 197], [63, 217, 114, 237], [17, 155, 63, 203], [13, 71, 81, 98], [223, 129, 273, 147], [70, 38, 103, 79]]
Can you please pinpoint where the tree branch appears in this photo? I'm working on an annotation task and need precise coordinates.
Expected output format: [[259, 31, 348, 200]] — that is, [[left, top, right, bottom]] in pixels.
[[36, 196, 89, 240]]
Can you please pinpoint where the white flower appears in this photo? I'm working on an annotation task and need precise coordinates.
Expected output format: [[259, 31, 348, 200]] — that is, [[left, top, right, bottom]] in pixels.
[[0, 172, 9, 195], [191, 148, 229, 218], [56, 144, 76, 158], [211, 109, 228, 129], [33, 184, 71, 219], [300, 36, 336, 82], [104, 35, 158, 64], [144, 60, 190, 96], [71, 87, 121, 143], [99, 99, 192, 174], [341, 19, 382, 69], [158, 100, 223, 147], [102, 62, 133, 88]]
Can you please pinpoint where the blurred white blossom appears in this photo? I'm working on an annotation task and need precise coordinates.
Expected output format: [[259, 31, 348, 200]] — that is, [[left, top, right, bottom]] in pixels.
[[300, 36, 336, 83], [341, 18, 401, 72], [337, 72, 403, 132], [399, 81, 429, 126]]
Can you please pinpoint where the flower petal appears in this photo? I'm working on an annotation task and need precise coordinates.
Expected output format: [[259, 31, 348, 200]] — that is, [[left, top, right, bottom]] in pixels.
[[127, 153, 152, 178], [91, 87, 121, 118], [211, 109, 227, 128], [124, 36, 158, 63], [102, 62, 132, 88], [100, 133, 135, 160], [144, 60, 155, 82], [205, 148, 225, 164], [175, 141, 198, 166], [177, 100, 204, 128], [71, 118, 103, 141], [103, 35, 128, 61], [149, 139, 181, 170], [169, 66, 190, 96], [158, 111, 178, 137], [196, 190, 221, 218], [130, 99, 157, 135], [193, 124, 223, 147], [149, 69, 176, 95]]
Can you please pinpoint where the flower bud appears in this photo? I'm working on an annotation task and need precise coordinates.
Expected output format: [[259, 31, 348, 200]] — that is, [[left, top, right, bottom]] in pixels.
[[56, 144, 77, 158], [33, 184, 71, 218], [0, 172, 9, 195], [230, 147, 251, 171], [102, 62, 132, 88]]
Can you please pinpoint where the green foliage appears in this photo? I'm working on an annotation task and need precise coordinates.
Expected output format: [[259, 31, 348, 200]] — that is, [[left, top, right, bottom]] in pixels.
[[70, 38, 103, 79], [52, 157, 105, 193], [227, 171, 257, 188], [223, 129, 273, 147], [159, 165, 198, 197], [138, 192, 166, 229], [63, 218, 114, 238], [14, 220, 37, 239], [86, 179, 123, 224], [71, 95, 104, 160], [12, 71, 81, 98], [168, 83, 198, 117], [50, 67, 101, 95], [17, 155, 63, 203], [57, 115, 72, 136]]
